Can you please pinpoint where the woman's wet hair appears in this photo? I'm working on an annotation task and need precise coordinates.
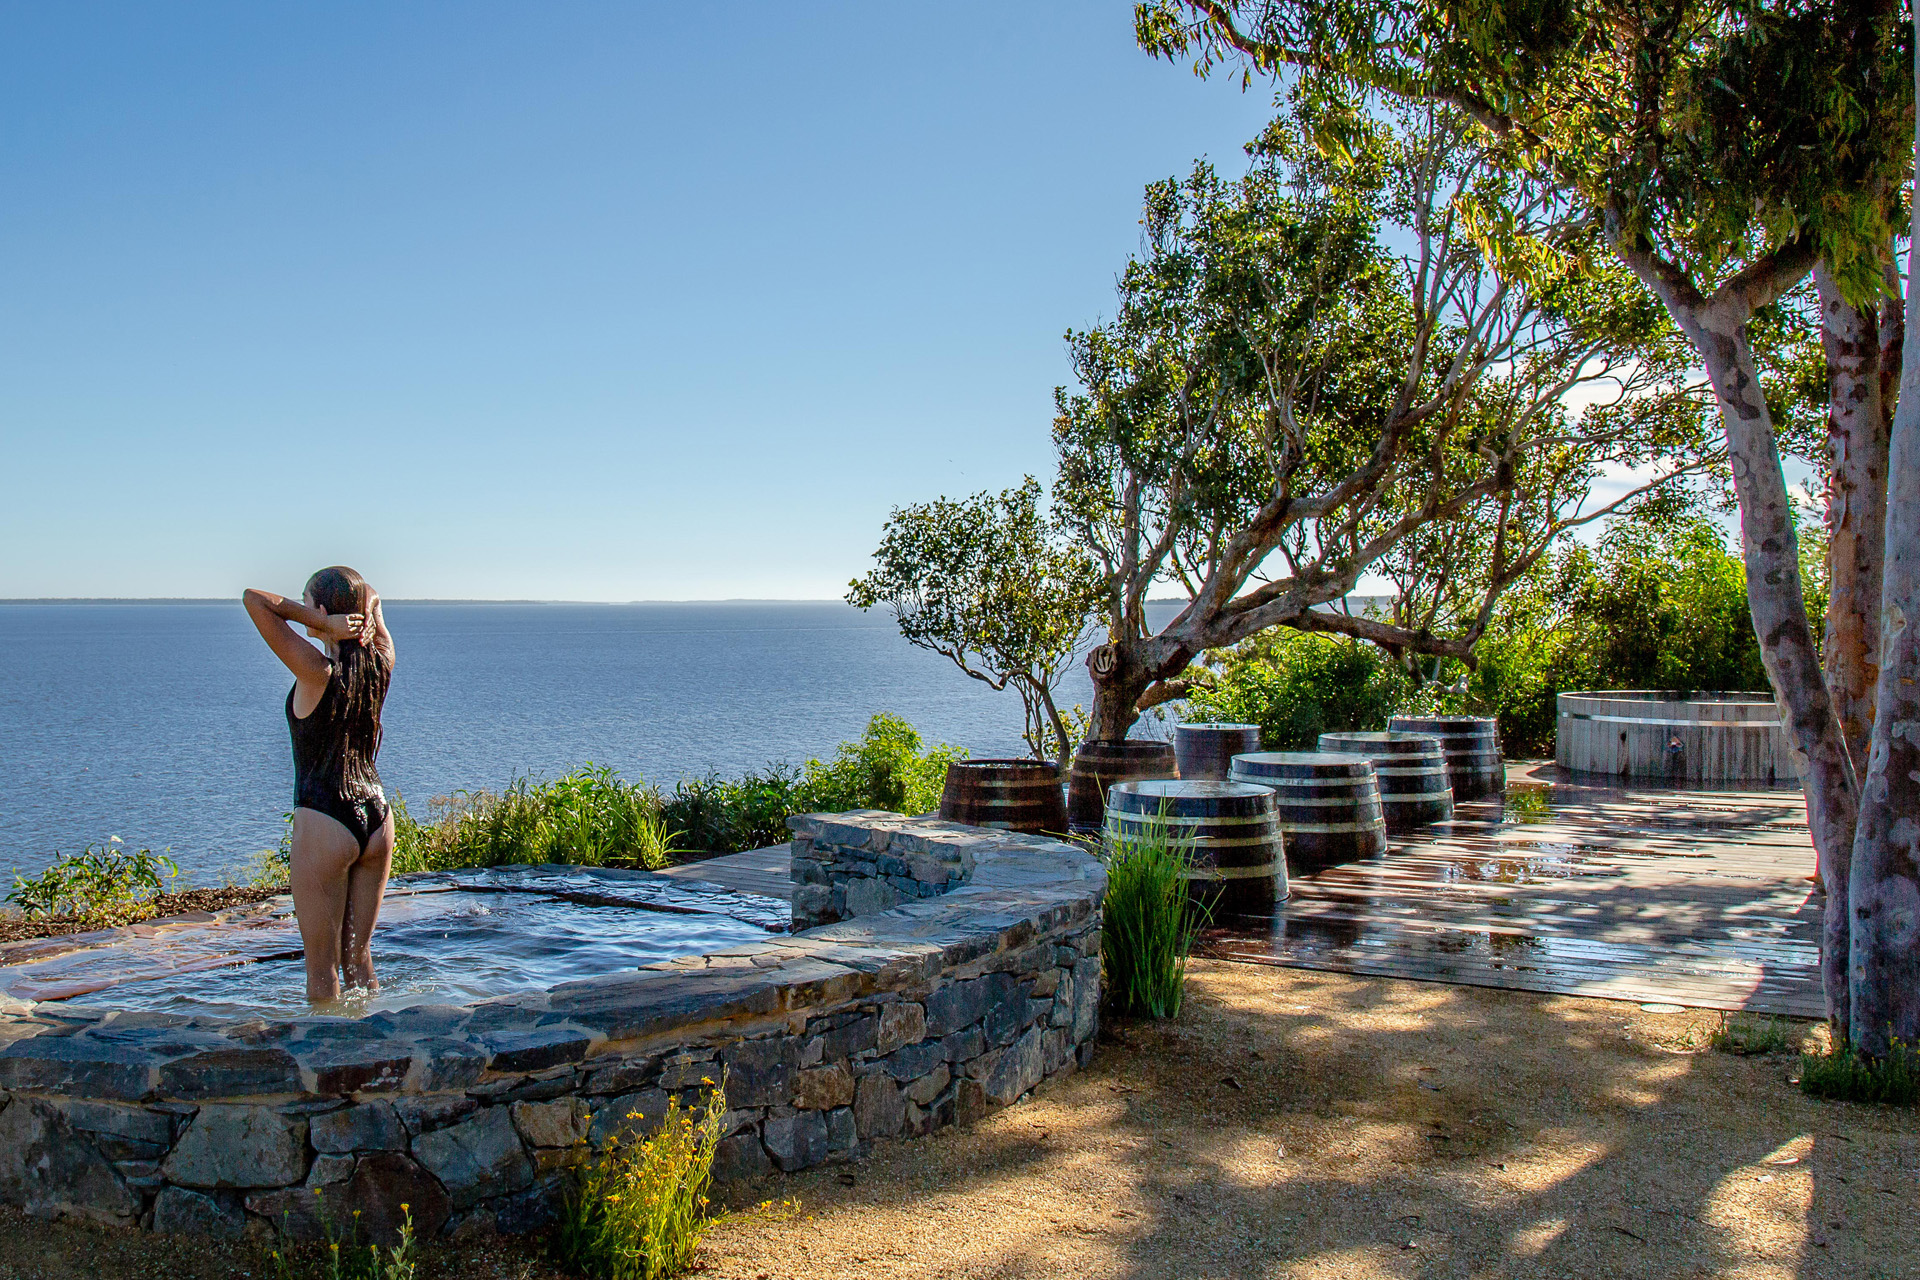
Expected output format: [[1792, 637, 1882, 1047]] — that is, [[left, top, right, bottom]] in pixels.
[[304, 565, 390, 790]]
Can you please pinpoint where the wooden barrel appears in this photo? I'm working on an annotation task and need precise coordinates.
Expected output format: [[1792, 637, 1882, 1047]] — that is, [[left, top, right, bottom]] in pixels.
[[1228, 751, 1386, 871], [939, 759, 1068, 834], [1554, 691, 1801, 784], [1317, 731, 1454, 832], [1103, 779, 1288, 910], [1387, 715, 1504, 800], [1174, 722, 1263, 781], [1066, 739, 1178, 833]]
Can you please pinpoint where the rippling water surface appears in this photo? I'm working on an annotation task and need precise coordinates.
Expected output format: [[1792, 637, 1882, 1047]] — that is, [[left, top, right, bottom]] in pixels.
[[2, 600, 1173, 884]]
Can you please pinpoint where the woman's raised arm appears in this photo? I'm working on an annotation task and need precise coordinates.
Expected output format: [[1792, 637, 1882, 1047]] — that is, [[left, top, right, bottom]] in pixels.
[[242, 588, 352, 687]]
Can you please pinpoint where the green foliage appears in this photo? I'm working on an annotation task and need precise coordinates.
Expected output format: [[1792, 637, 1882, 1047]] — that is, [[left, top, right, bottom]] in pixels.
[[6, 837, 178, 921], [390, 715, 961, 869], [659, 766, 806, 858], [1799, 1040, 1920, 1107], [557, 1083, 726, 1279], [392, 766, 678, 876], [266, 1206, 418, 1280], [1138, 2, 1912, 306], [1468, 511, 1770, 755], [795, 712, 962, 817], [1102, 807, 1205, 1019], [1711, 1013, 1803, 1057], [849, 480, 1101, 766], [1185, 630, 1411, 750]]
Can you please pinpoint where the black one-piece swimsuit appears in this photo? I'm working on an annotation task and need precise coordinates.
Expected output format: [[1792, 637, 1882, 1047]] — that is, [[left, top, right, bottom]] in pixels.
[[287, 679, 389, 850]]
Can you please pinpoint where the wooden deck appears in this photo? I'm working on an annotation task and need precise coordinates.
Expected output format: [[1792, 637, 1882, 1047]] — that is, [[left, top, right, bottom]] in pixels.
[[1199, 762, 1824, 1017], [660, 768, 1825, 1018]]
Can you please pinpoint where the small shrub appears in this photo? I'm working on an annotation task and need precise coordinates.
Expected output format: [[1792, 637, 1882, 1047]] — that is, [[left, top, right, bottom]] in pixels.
[[7, 837, 178, 922], [1185, 631, 1411, 751], [1102, 806, 1205, 1019], [1711, 1013, 1801, 1056], [557, 1081, 727, 1279], [1799, 1040, 1920, 1106]]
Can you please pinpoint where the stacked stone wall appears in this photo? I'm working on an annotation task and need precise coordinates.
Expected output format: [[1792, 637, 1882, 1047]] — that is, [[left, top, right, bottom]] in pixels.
[[0, 815, 1103, 1243]]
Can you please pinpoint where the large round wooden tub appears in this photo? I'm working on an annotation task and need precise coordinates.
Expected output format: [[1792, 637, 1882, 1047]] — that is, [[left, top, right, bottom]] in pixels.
[[1555, 691, 1801, 784]]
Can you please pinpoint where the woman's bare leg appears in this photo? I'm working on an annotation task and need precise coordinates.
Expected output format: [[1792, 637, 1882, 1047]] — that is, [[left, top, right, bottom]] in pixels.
[[290, 807, 361, 1005], [340, 812, 394, 990]]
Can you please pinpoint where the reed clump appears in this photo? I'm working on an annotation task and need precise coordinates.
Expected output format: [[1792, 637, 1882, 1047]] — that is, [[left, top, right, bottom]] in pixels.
[[1102, 806, 1204, 1019], [556, 1082, 726, 1279]]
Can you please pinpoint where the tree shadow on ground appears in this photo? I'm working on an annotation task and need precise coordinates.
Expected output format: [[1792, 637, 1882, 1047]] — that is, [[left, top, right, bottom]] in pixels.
[[712, 963, 1918, 1280]]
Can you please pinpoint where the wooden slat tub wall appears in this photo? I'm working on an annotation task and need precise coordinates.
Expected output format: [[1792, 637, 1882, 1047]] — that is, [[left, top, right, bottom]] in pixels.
[[1555, 691, 1804, 785]]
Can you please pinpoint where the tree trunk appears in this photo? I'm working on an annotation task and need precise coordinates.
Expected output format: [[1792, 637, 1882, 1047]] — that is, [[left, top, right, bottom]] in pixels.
[[1847, 84, 1920, 1056], [1086, 638, 1189, 741], [1680, 312, 1861, 1034], [1818, 263, 1891, 776]]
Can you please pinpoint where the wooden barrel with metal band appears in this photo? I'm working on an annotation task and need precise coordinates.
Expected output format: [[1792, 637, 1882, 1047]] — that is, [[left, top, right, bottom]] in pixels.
[[1316, 731, 1454, 832], [1228, 751, 1387, 871], [1103, 779, 1288, 911], [1173, 722, 1263, 782], [1066, 739, 1179, 833], [938, 758, 1068, 834], [1386, 715, 1504, 800]]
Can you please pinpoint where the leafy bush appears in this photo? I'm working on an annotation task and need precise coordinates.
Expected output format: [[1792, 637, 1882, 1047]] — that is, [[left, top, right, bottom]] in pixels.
[[6, 838, 178, 922], [557, 1082, 726, 1279], [795, 711, 962, 817], [1185, 630, 1411, 750], [388, 714, 962, 870], [660, 766, 807, 855], [1102, 807, 1204, 1019], [1799, 1040, 1920, 1106], [392, 766, 678, 875]]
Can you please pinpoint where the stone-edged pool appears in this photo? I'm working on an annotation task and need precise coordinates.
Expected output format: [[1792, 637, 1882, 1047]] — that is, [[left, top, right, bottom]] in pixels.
[[0, 865, 790, 1018]]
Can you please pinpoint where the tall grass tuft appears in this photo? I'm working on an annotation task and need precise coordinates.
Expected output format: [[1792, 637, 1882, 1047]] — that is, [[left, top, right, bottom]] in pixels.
[[1799, 1039, 1920, 1106], [1101, 805, 1204, 1019], [390, 766, 679, 875], [557, 1081, 727, 1279]]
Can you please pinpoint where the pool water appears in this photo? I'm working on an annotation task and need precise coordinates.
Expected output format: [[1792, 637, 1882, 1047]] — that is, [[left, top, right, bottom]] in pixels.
[[2, 872, 785, 1019]]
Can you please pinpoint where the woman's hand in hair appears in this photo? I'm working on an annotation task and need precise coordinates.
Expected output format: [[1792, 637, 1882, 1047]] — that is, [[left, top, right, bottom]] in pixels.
[[317, 613, 368, 643]]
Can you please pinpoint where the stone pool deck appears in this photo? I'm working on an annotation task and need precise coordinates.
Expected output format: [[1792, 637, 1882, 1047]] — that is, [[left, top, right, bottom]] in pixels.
[[0, 813, 1105, 1243]]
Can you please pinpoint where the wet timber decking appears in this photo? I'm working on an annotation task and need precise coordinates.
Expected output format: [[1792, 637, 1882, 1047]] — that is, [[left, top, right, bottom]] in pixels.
[[665, 766, 1825, 1018], [1198, 762, 1824, 1017]]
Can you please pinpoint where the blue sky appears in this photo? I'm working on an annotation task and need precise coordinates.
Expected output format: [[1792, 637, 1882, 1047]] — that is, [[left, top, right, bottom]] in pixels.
[[0, 2, 1275, 600]]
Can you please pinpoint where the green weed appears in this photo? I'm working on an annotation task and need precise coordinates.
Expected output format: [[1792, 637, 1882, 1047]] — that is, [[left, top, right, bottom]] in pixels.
[[557, 1081, 727, 1279], [1102, 806, 1205, 1019], [265, 1205, 417, 1280], [6, 838, 178, 922], [1798, 1039, 1920, 1106], [1711, 1012, 1802, 1056]]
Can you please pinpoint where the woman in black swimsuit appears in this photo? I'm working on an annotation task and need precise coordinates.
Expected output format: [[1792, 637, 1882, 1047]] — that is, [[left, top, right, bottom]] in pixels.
[[243, 568, 395, 1005]]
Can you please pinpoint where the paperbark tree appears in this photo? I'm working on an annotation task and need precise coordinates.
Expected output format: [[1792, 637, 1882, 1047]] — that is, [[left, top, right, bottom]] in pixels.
[[1849, 18, 1920, 1057], [1136, 0, 1912, 1048], [847, 479, 1103, 770], [1057, 103, 1715, 741]]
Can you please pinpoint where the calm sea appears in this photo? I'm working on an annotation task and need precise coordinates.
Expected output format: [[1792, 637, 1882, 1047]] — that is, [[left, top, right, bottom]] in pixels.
[[0, 600, 1174, 885]]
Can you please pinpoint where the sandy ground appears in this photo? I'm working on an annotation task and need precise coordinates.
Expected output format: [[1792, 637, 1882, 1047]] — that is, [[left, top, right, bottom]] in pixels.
[[2, 962, 1915, 1280]]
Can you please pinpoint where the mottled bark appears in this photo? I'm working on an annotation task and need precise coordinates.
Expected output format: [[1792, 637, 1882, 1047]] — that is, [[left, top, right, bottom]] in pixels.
[[1675, 313, 1862, 1033], [1848, 95, 1920, 1056], [1086, 639, 1191, 742], [1818, 263, 1891, 776]]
